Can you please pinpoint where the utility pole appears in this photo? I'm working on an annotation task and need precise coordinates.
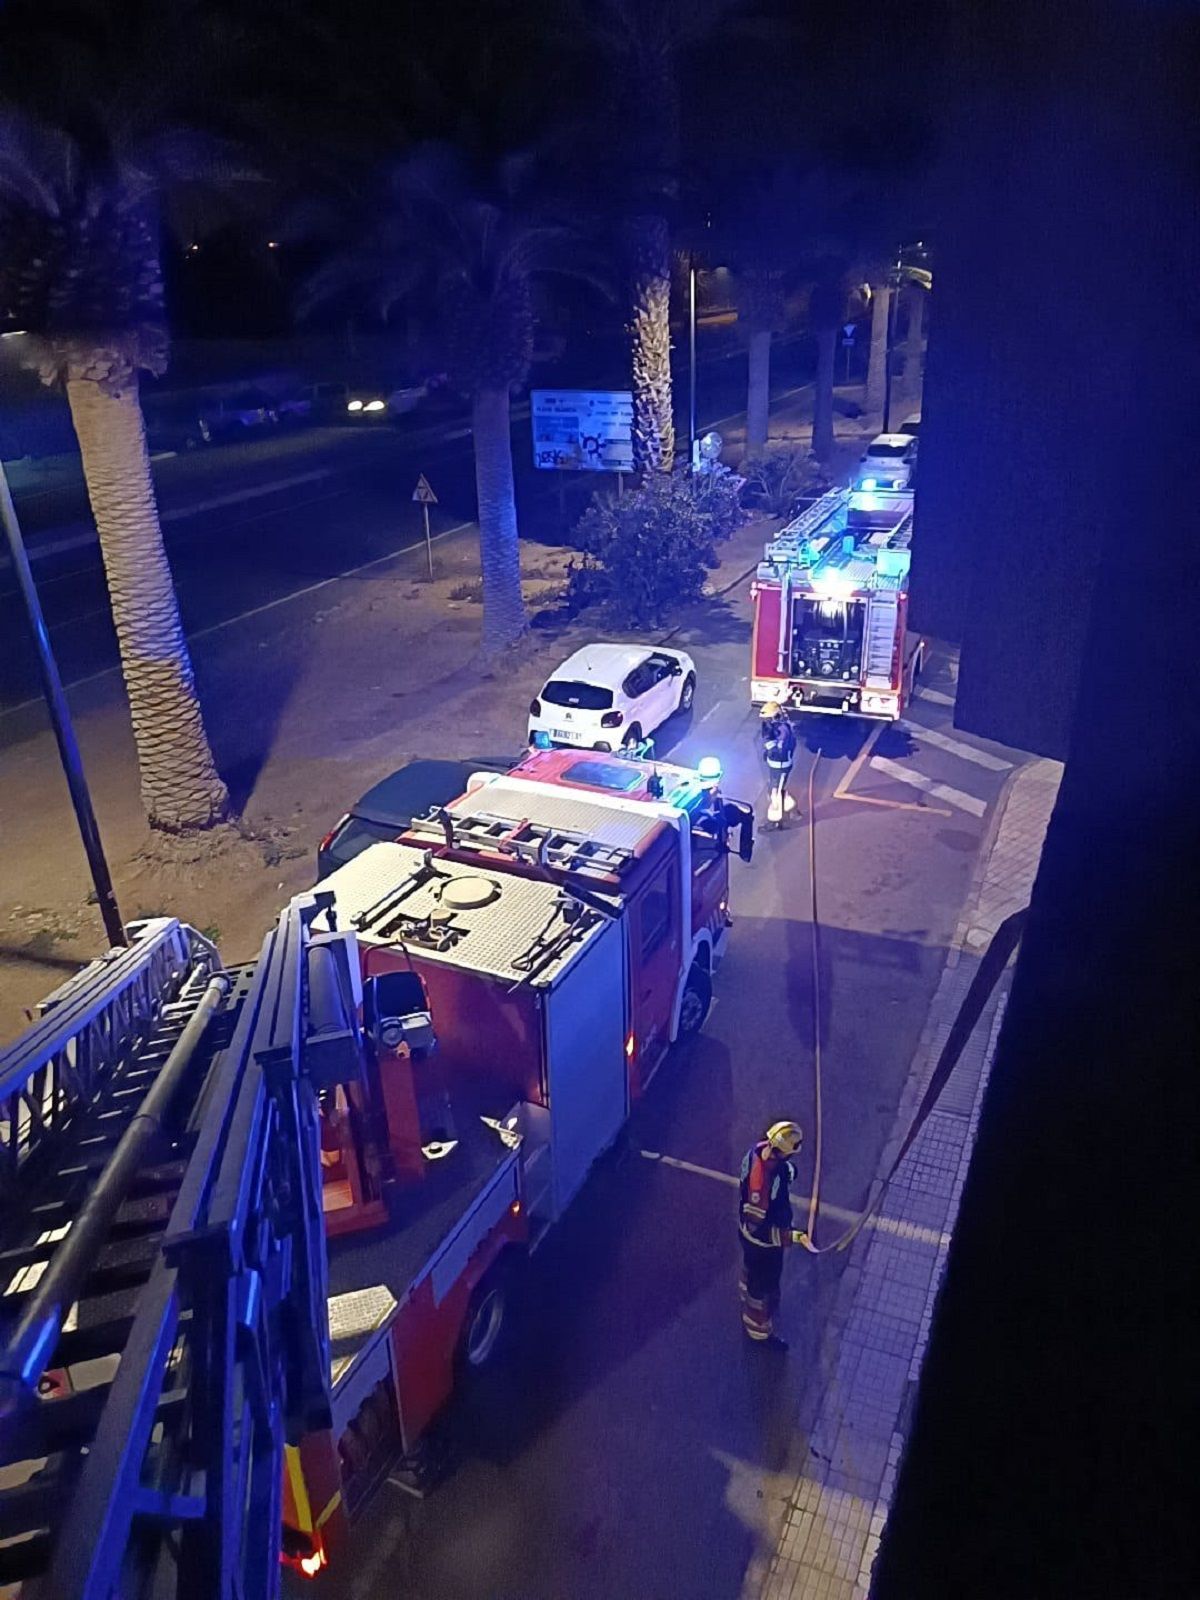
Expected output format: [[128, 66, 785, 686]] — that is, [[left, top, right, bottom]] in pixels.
[[0, 461, 126, 947]]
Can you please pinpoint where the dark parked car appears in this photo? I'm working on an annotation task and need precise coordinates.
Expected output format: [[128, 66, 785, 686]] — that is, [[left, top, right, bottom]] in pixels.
[[316, 756, 513, 878]]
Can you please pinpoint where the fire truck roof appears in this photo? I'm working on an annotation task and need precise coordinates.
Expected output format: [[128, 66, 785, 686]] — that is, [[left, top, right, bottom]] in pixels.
[[449, 770, 674, 853], [313, 840, 616, 984]]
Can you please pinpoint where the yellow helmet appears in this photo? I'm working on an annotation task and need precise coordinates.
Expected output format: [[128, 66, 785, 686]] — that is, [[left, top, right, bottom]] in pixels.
[[766, 1120, 803, 1155], [760, 700, 784, 720]]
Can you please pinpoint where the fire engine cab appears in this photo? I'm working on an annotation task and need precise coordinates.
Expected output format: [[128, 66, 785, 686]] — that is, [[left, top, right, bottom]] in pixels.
[[750, 486, 924, 720], [283, 748, 753, 1573]]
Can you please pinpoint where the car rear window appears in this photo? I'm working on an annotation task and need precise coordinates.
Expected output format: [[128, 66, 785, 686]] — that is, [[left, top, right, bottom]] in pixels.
[[560, 759, 643, 792], [867, 441, 911, 458], [326, 816, 396, 867], [541, 679, 614, 711]]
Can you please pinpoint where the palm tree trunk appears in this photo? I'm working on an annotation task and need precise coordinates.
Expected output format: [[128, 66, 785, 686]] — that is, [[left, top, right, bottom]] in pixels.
[[902, 286, 926, 398], [471, 387, 526, 654], [746, 328, 772, 451], [625, 215, 675, 473], [866, 283, 892, 415], [812, 326, 837, 463], [66, 378, 229, 831]]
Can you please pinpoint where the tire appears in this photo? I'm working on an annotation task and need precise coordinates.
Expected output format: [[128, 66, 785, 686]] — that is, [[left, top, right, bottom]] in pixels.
[[678, 673, 696, 714], [622, 723, 643, 752], [458, 1258, 514, 1371], [677, 964, 713, 1037]]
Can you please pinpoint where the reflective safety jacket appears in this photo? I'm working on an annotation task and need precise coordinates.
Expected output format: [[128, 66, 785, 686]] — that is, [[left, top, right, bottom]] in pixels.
[[739, 1140, 794, 1248], [762, 720, 797, 772]]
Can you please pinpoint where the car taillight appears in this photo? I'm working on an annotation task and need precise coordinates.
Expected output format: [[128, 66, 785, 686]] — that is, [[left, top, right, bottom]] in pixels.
[[319, 814, 349, 853], [600, 711, 624, 728], [529, 698, 541, 716]]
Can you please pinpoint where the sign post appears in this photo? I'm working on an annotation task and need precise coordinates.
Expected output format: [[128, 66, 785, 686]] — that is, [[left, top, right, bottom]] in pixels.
[[412, 472, 438, 579], [842, 322, 857, 383]]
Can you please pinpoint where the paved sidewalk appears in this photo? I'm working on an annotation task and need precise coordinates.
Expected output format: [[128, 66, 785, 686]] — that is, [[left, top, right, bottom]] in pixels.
[[746, 755, 1064, 1600]]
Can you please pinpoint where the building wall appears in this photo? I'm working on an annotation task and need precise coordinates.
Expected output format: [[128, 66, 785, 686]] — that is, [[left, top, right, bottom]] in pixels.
[[875, 3, 1198, 1594]]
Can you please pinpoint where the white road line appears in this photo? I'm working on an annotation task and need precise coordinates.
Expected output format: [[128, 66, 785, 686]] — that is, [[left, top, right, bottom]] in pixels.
[[900, 720, 1013, 772], [639, 1150, 950, 1249], [869, 755, 987, 817], [0, 517, 476, 716], [916, 686, 955, 707]]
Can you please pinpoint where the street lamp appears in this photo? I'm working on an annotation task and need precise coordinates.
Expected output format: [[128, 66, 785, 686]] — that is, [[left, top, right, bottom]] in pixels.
[[689, 258, 698, 467], [881, 248, 903, 434], [0, 461, 126, 947]]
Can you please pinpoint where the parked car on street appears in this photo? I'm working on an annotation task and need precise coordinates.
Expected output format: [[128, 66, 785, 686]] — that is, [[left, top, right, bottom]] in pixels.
[[528, 643, 697, 752], [898, 414, 921, 437], [316, 756, 513, 878]]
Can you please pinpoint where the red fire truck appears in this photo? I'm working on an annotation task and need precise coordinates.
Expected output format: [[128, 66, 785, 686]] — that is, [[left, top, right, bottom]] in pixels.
[[282, 748, 753, 1575], [749, 487, 924, 720]]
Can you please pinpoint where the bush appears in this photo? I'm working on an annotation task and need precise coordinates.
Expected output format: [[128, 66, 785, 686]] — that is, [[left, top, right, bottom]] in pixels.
[[739, 444, 831, 517], [567, 464, 747, 628]]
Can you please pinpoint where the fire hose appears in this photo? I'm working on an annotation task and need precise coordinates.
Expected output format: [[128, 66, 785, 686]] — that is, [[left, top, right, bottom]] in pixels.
[[795, 756, 1028, 1256]]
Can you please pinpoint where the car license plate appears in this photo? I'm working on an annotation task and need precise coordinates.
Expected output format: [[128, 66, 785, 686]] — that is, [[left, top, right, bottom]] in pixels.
[[551, 728, 576, 742]]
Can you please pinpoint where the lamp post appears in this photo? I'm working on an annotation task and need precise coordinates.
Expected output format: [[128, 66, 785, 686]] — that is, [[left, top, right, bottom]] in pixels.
[[881, 249, 902, 434], [688, 258, 698, 467], [0, 461, 126, 947]]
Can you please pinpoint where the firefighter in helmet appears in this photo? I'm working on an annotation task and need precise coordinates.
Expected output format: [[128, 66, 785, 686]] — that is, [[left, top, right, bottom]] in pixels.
[[760, 703, 798, 824], [738, 1120, 806, 1346]]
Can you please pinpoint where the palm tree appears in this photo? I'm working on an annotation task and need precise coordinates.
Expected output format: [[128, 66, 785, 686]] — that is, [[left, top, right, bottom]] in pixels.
[[0, 108, 239, 831], [305, 146, 592, 655], [808, 268, 848, 464], [568, 0, 734, 474]]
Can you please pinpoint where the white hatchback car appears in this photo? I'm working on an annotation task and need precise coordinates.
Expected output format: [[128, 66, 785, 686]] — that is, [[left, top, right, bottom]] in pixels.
[[528, 643, 697, 752], [857, 431, 917, 491]]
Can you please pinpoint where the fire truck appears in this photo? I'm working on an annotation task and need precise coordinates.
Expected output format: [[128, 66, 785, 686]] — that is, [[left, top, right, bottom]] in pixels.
[[749, 486, 925, 720], [283, 746, 753, 1572], [0, 750, 751, 1596]]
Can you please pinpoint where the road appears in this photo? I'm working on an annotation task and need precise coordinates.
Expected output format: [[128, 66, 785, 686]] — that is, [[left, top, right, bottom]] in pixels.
[[324, 642, 1025, 1600], [0, 333, 816, 714]]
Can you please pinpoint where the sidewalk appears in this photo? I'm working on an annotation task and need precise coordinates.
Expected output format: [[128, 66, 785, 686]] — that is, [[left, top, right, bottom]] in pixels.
[[744, 754, 1063, 1600]]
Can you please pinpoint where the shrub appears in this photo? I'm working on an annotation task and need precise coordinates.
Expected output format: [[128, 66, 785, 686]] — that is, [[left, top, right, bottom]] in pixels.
[[740, 443, 831, 517], [567, 464, 746, 628]]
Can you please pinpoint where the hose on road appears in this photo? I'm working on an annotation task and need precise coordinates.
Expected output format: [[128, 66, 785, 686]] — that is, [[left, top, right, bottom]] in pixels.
[[795, 753, 1027, 1256]]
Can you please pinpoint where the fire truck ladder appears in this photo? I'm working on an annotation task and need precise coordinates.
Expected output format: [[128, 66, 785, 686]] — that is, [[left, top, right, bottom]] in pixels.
[[0, 897, 358, 1600], [408, 808, 638, 881]]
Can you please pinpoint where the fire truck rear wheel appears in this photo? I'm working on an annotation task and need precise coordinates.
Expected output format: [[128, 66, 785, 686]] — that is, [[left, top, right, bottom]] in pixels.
[[460, 1256, 518, 1371], [678, 965, 713, 1037]]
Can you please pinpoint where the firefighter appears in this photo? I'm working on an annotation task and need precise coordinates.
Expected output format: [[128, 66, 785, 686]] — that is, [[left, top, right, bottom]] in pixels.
[[759, 703, 797, 825], [738, 1120, 805, 1346]]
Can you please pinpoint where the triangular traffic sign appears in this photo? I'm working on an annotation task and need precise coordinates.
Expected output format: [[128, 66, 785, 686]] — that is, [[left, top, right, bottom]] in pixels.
[[412, 473, 438, 504]]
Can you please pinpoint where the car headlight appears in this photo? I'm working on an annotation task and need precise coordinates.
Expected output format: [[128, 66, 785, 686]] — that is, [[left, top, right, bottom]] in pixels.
[[365, 399, 386, 412], [347, 399, 364, 412]]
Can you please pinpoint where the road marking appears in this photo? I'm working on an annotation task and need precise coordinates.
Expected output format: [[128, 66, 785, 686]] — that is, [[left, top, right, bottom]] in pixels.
[[830, 723, 945, 813], [869, 755, 987, 816], [0, 517, 476, 717], [640, 1150, 950, 1249], [900, 720, 1013, 772], [916, 685, 955, 707]]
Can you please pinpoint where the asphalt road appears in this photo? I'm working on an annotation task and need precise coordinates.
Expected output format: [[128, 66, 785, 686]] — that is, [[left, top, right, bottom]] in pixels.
[[0, 333, 817, 715], [323, 640, 1025, 1600]]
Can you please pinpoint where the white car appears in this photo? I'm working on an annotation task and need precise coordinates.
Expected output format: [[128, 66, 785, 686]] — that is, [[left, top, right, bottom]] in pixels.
[[528, 643, 696, 752], [345, 382, 428, 421], [898, 414, 921, 438], [857, 431, 917, 491]]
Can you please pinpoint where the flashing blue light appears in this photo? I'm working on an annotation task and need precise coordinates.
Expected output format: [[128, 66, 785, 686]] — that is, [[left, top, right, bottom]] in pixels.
[[532, 730, 551, 750], [861, 477, 877, 490], [697, 756, 722, 784]]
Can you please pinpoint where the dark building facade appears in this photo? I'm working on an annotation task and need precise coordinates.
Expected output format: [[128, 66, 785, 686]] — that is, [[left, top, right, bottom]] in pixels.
[[875, 2, 1198, 1594]]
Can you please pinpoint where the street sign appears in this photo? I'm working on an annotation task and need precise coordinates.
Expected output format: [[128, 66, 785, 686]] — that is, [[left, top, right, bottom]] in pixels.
[[411, 473, 437, 577], [412, 473, 438, 504], [531, 389, 634, 474]]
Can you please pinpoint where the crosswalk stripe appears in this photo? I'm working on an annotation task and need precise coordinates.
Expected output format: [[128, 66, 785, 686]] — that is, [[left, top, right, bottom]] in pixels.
[[900, 721, 1013, 772], [870, 755, 987, 816], [916, 686, 955, 707]]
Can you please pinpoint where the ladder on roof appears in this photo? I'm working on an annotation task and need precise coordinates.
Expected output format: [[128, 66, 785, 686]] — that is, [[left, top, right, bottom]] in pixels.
[[407, 808, 637, 879]]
